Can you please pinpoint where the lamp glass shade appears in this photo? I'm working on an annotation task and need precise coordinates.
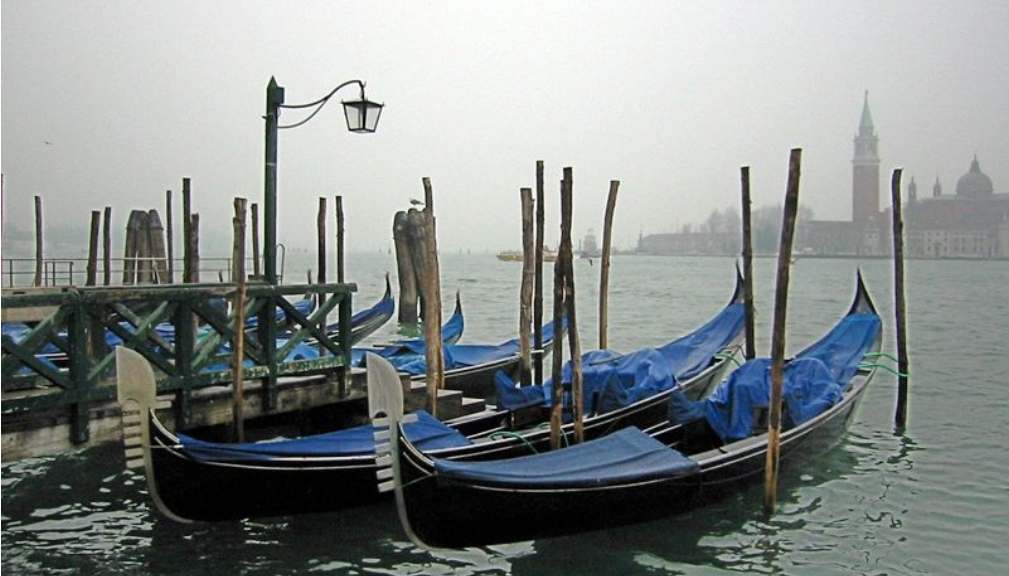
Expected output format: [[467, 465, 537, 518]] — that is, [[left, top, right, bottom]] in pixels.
[[342, 99, 384, 133]]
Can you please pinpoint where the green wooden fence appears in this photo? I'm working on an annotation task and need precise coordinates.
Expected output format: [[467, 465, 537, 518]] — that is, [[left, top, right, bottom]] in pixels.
[[1, 282, 354, 444]]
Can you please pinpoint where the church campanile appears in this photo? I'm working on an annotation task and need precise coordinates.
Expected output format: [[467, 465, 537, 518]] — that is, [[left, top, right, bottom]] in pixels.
[[852, 91, 880, 223]]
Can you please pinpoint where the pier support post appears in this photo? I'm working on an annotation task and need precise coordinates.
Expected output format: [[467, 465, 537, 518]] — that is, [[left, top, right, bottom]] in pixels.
[[166, 190, 174, 283], [86, 211, 101, 286], [182, 177, 192, 283], [764, 148, 802, 515], [103, 207, 112, 285], [336, 195, 345, 284], [232, 198, 248, 442], [421, 178, 444, 416], [33, 195, 43, 287], [534, 160, 545, 386], [251, 203, 261, 278], [393, 211, 419, 324], [560, 168, 584, 443], [317, 197, 328, 316]]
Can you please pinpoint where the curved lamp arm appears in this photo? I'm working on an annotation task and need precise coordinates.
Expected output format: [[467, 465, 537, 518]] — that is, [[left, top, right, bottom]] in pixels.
[[277, 79, 366, 130]]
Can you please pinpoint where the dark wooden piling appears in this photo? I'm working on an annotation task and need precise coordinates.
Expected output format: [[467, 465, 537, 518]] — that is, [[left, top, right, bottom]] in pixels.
[[549, 177, 567, 450], [251, 203, 261, 278], [421, 178, 444, 416], [764, 148, 802, 515], [598, 180, 620, 349], [407, 208, 429, 320], [33, 196, 43, 287], [182, 177, 192, 283], [148, 210, 168, 283], [232, 198, 248, 442], [519, 187, 535, 387], [102, 207, 111, 286], [189, 213, 200, 283], [317, 197, 328, 314], [560, 168, 585, 443], [122, 210, 141, 284], [135, 211, 152, 283], [393, 211, 420, 323], [336, 196, 345, 284], [891, 168, 910, 427], [534, 160, 545, 386], [741, 166, 756, 360], [86, 210, 101, 286], [166, 190, 174, 283]]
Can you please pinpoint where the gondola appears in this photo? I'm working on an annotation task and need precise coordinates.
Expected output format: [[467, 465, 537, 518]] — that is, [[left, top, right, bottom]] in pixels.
[[378, 272, 882, 548], [114, 272, 746, 522]]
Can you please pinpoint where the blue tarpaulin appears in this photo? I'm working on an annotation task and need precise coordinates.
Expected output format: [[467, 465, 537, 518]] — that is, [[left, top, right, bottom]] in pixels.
[[434, 426, 698, 488], [497, 302, 745, 413], [671, 312, 881, 442], [177, 410, 470, 462]]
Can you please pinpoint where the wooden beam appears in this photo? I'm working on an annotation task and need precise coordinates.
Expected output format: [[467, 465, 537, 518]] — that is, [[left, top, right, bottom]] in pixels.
[[182, 177, 192, 283], [336, 195, 345, 284], [33, 195, 43, 287], [166, 190, 174, 283], [533, 160, 545, 386], [251, 202, 261, 278], [103, 207, 112, 286], [86, 210, 101, 286], [232, 198, 248, 441], [764, 148, 802, 515]]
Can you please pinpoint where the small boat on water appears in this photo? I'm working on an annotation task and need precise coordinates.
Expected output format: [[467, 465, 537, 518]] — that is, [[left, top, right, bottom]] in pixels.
[[377, 272, 882, 548], [496, 247, 557, 262], [114, 273, 746, 522]]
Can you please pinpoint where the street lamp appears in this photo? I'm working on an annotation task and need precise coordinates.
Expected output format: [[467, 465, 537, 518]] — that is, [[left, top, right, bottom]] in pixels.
[[263, 77, 384, 284]]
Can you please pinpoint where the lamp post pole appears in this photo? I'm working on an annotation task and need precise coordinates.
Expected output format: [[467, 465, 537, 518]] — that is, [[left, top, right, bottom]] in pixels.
[[264, 77, 284, 285]]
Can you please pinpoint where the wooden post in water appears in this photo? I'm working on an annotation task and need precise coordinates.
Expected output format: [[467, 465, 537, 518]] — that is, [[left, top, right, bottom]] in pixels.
[[148, 210, 168, 283], [518, 187, 535, 387], [336, 196, 345, 284], [189, 213, 200, 283], [534, 160, 545, 386], [598, 180, 620, 349], [317, 197, 327, 314], [560, 168, 585, 443], [165, 190, 174, 283], [135, 211, 152, 283], [33, 195, 43, 287], [251, 203, 261, 278], [764, 148, 802, 515], [407, 208, 429, 320], [741, 166, 756, 360], [231, 198, 248, 442], [103, 207, 112, 285], [86, 210, 101, 286], [549, 176, 567, 450], [182, 178, 192, 283], [393, 211, 419, 323], [421, 178, 444, 416], [891, 168, 910, 428], [122, 210, 141, 284]]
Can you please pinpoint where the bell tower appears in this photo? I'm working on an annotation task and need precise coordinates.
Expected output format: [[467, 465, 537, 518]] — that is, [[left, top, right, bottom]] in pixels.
[[852, 91, 880, 223]]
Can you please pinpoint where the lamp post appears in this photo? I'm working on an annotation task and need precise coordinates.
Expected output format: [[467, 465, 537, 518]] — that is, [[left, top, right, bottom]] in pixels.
[[263, 76, 383, 284]]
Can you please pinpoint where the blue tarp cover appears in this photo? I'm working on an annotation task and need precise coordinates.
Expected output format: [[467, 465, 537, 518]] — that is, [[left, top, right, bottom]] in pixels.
[[434, 427, 698, 488], [687, 312, 880, 442], [178, 410, 470, 461], [497, 302, 744, 413]]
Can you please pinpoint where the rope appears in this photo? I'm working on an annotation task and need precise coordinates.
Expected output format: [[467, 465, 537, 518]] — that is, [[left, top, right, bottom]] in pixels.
[[864, 351, 901, 363], [858, 362, 910, 378], [489, 431, 539, 454]]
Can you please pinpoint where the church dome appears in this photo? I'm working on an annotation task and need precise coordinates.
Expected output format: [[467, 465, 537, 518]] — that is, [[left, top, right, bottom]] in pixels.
[[955, 156, 994, 198]]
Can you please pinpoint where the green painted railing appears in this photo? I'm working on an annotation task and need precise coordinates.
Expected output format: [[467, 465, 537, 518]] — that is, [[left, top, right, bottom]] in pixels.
[[1, 282, 355, 444]]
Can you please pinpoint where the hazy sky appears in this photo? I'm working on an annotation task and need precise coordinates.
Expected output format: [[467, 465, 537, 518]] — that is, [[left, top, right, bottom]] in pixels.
[[3, 0, 1007, 253]]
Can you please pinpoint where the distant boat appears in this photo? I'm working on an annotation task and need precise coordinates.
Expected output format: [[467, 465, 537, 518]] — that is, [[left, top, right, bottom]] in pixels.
[[496, 246, 557, 262]]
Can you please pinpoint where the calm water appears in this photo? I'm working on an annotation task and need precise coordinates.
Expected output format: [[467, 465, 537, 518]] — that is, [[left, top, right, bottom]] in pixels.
[[3, 254, 1008, 575]]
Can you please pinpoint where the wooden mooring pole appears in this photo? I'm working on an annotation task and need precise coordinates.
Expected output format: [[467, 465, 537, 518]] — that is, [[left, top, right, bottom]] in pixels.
[[103, 207, 112, 285], [393, 211, 419, 324], [533, 160, 545, 386], [182, 177, 192, 283], [189, 213, 200, 283], [598, 180, 619, 349], [764, 148, 802, 515], [86, 210, 101, 286], [421, 178, 444, 416], [519, 187, 535, 387], [33, 195, 43, 287], [251, 203, 261, 278], [166, 190, 174, 283], [232, 198, 248, 442], [317, 197, 328, 313], [336, 196, 345, 284], [741, 166, 756, 360], [549, 175, 567, 450], [891, 168, 910, 428], [560, 168, 584, 443]]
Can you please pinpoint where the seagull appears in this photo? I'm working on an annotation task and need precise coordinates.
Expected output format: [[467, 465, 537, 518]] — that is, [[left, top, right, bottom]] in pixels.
[[43, 140, 54, 146], [409, 198, 424, 206]]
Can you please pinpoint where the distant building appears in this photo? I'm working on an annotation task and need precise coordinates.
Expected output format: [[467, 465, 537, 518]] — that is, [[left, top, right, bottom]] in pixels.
[[580, 228, 600, 257]]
